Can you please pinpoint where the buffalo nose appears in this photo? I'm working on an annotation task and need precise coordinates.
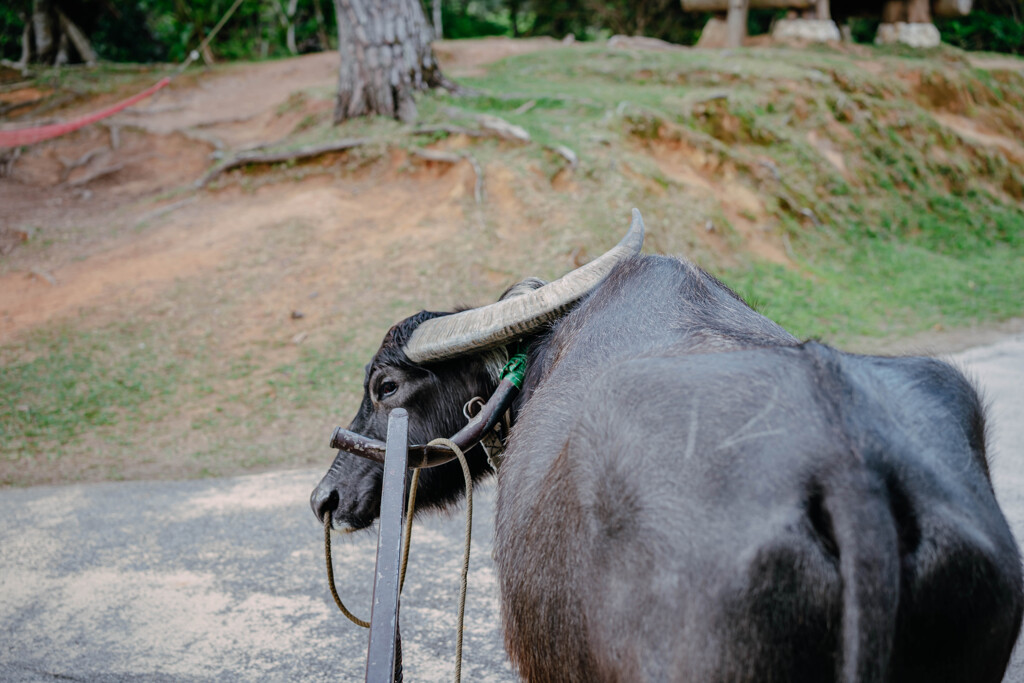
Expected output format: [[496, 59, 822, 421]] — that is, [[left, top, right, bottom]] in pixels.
[[311, 486, 339, 524]]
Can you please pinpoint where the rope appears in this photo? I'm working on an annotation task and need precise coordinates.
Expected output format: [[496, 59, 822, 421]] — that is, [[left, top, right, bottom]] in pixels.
[[427, 438, 473, 683], [323, 444, 472, 683], [400, 468, 421, 592], [324, 519, 370, 628], [0, 0, 247, 149], [323, 469, 420, 630]]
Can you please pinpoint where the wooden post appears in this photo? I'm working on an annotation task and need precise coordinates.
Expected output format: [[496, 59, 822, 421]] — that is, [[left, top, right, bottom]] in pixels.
[[934, 0, 972, 16], [816, 0, 830, 20], [882, 1, 906, 23], [907, 0, 930, 23], [726, 0, 748, 48]]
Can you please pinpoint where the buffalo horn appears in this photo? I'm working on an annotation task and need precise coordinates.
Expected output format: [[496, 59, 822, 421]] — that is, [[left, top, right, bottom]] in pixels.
[[403, 209, 645, 363]]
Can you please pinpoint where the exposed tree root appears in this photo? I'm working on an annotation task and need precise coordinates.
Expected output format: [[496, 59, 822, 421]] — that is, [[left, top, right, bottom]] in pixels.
[[67, 162, 124, 187], [195, 117, 575, 194], [195, 137, 370, 187]]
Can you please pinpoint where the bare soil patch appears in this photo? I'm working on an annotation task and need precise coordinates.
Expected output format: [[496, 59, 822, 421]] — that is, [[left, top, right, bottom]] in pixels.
[[432, 37, 562, 77], [643, 134, 790, 267], [2, 40, 1023, 486], [932, 112, 1024, 162]]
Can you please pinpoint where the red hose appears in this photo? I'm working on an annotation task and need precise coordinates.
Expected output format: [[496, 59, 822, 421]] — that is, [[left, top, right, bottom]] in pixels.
[[0, 77, 170, 149]]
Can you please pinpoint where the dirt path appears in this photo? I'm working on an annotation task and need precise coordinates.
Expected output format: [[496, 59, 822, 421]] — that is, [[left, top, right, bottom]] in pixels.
[[0, 39, 571, 344], [2, 40, 1022, 487], [2, 331, 1022, 681], [3, 40, 1021, 346]]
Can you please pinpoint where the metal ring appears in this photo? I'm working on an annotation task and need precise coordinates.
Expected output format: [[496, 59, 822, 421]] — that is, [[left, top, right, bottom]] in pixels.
[[462, 396, 486, 420]]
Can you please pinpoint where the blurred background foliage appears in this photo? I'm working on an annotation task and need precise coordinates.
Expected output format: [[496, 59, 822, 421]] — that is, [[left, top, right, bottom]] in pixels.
[[0, 0, 1021, 66]]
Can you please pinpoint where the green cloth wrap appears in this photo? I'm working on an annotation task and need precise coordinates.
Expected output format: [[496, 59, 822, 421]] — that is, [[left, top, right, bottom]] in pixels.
[[500, 350, 528, 389]]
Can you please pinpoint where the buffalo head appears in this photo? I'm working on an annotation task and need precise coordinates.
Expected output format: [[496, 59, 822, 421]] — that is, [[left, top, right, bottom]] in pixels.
[[310, 210, 646, 530]]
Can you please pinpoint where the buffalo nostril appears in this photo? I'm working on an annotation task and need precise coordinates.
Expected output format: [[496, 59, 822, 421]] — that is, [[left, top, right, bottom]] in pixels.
[[311, 487, 340, 524]]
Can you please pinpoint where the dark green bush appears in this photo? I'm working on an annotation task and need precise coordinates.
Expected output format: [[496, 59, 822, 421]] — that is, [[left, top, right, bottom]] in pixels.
[[1, 2, 29, 62], [936, 11, 1024, 55], [441, 4, 509, 39]]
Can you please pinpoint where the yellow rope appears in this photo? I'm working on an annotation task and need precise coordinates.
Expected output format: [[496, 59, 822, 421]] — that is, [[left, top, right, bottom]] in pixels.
[[323, 468, 421, 629], [323, 442, 472, 683], [400, 468, 421, 592], [323, 518, 369, 628], [427, 438, 473, 683]]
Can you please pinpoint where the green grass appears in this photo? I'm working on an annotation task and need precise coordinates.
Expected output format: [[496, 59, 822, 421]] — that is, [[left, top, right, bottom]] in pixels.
[[730, 238, 1023, 343], [0, 324, 180, 461], [3, 42, 1023, 486], [415, 45, 1023, 344]]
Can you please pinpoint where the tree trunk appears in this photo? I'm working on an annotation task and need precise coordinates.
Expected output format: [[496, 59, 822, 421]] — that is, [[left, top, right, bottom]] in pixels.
[[726, 0, 749, 47], [333, 0, 448, 123], [432, 0, 443, 39], [28, 0, 97, 66], [906, 0, 931, 22], [56, 8, 97, 65], [32, 0, 56, 63], [882, 1, 906, 23]]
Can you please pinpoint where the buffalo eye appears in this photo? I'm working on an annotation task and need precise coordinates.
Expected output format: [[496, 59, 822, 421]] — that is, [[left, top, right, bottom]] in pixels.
[[378, 380, 398, 400]]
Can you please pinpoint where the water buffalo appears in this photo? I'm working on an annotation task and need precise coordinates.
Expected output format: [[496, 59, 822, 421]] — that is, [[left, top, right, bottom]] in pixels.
[[311, 210, 1022, 682]]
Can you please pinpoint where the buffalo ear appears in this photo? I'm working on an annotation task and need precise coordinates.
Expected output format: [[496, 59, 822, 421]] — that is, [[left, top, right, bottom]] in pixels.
[[499, 277, 547, 302]]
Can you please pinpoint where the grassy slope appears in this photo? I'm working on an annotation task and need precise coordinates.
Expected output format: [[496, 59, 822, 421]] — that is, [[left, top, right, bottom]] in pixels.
[[431, 44, 1024, 340], [2, 43, 1023, 486]]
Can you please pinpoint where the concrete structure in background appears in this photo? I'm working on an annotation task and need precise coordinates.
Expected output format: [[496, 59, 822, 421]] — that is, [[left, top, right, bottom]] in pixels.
[[0, 332, 1022, 681], [685, 0, 972, 48]]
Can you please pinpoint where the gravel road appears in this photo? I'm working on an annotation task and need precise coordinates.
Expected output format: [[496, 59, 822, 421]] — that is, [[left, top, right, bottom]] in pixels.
[[1, 333, 1021, 681]]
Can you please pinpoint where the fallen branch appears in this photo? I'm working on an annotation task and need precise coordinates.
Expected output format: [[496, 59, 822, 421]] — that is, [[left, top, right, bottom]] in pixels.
[[475, 114, 531, 142], [68, 162, 124, 186], [410, 148, 484, 204], [548, 144, 578, 169], [196, 137, 370, 187]]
